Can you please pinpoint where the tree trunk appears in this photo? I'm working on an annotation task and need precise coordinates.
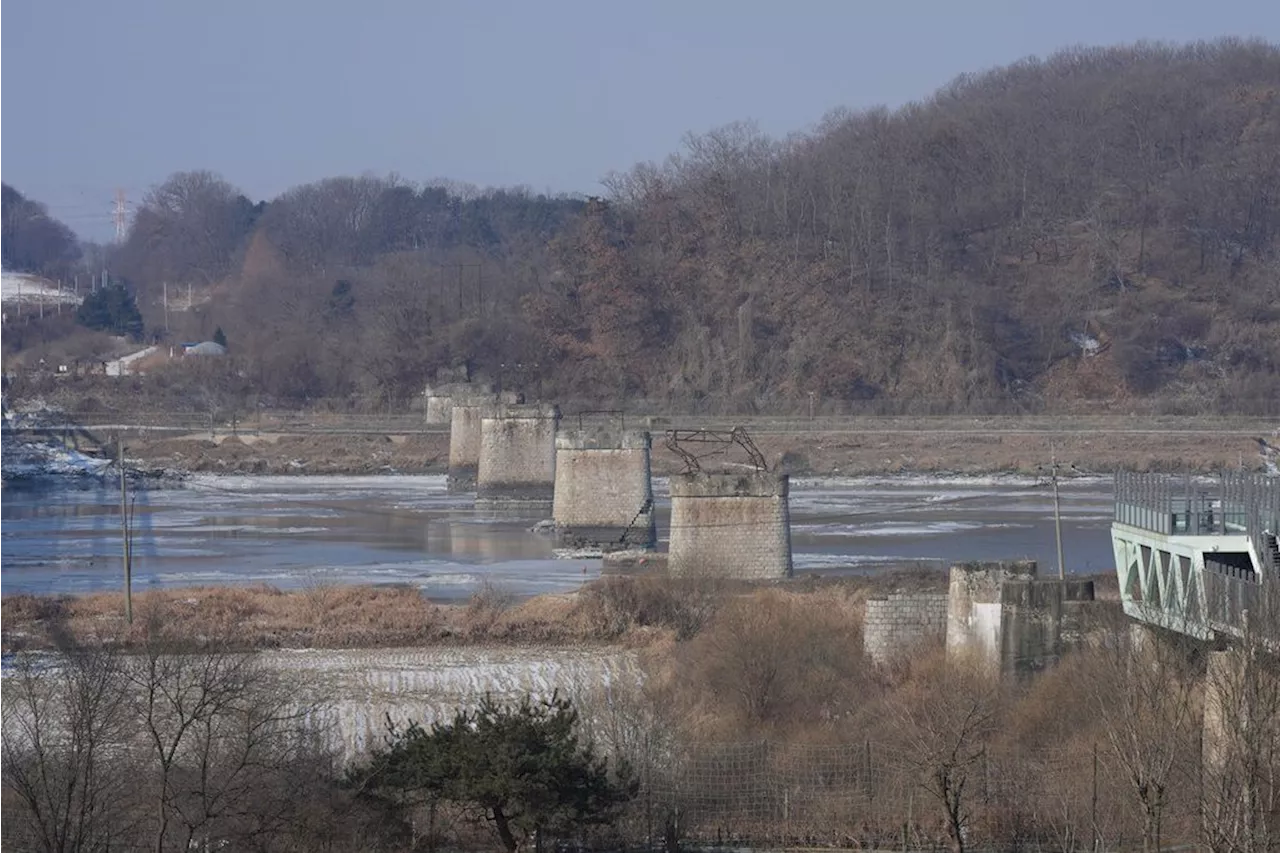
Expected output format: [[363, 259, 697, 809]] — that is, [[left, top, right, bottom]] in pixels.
[[1143, 798, 1163, 853], [493, 805, 519, 853]]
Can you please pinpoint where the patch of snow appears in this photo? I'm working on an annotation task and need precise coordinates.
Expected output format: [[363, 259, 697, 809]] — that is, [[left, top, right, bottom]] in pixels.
[[1069, 331, 1101, 356], [1, 272, 81, 306], [2, 440, 112, 480]]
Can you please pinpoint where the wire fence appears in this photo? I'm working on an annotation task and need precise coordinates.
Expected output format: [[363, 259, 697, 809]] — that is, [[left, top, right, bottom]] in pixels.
[[613, 739, 1197, 851], [13, 408, 1278, 438], [0, 688, 1213, 853]]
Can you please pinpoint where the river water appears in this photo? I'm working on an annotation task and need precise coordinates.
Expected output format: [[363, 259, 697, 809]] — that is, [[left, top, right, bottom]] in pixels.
[[0, 473, 1115, 598]]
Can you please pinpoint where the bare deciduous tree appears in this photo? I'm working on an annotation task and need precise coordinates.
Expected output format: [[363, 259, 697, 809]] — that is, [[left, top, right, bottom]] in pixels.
[[126, 621, 319, 852], [1084, 617, 1203, 853], [892, 655, 1001, 853], [2, 645, 138, 852], [1202, 595, 1280, 853]]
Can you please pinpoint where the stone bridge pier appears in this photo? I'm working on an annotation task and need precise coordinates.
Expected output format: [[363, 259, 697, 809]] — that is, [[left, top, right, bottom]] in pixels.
[[447, 397, 499, 492], [667, 471, 793, 579], [552, 427, 655, 554], [476, 404, 560, 511]]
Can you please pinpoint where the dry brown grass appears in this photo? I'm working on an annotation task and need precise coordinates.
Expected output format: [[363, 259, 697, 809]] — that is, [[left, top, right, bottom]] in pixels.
[[645, 585, 870, 738], [1, 584, 448, 650], [1, 574, 743, 652], [1, 569, 1116, 656]]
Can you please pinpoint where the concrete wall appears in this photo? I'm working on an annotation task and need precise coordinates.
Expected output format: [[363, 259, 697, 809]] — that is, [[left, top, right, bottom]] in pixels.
[[668, 472, 792, 579], [553, 427, 655, 553], [863, 592, 949, 666], [476, 404, 560, 506], [945, 560, 1095, 677], [447, 399, 498, 491]]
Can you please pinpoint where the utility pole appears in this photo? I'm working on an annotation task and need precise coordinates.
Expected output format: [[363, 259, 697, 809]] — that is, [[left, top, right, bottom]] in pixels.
[[118, 433, 133, 624], [163, 282, 169, 332], [1050, 442, 1066, 580]]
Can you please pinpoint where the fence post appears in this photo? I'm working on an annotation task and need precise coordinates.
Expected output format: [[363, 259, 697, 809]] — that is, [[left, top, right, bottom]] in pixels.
[[1091, 742, 1099, 852], [864, 738, 873, 813]]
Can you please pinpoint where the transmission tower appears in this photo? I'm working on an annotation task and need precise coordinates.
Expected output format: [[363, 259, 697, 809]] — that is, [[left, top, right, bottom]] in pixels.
[[113, 189, 128, 241]]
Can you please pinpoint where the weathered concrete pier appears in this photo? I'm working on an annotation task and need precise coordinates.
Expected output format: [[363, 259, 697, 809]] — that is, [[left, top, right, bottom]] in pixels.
[[667, 471, 793, 579], [476, 404, 560, 510], [944, 560, 1094, 677], [447, 397, 499, 491], [552, 426, 655, 554], [425, 385, 468, 425]]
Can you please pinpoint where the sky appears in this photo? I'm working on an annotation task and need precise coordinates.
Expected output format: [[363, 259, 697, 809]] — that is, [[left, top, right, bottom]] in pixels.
[[4, 0, 1280, 241]]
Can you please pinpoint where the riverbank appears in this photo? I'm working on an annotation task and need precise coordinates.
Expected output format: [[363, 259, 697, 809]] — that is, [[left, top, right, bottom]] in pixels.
[[0, 570, 1119, 654], [106, 416, 1272, 477], [0, 573, 895, 653]]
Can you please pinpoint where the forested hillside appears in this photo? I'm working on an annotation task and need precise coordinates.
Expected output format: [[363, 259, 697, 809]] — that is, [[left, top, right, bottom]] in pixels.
[[11, 39, 1280, 414], [2, 184, 81, 278]]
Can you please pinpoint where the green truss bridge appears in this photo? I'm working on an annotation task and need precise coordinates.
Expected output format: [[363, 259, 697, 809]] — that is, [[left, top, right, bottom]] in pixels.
[[1112, 472, 1280, 642]]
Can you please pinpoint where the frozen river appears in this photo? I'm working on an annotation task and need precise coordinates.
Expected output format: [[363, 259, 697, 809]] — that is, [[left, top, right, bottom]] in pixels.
[[0, 473, 1116, 597]]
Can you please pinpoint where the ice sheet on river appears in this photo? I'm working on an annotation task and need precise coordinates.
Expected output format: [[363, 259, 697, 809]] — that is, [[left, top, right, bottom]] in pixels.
[[1, 472, 1119, 595]]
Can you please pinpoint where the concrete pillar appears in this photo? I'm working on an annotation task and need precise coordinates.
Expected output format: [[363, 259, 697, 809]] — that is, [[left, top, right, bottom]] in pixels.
[[552, 427, 655, 554], [425, 391, 454, 425], [945, 560, 1095, 678], [428, 382, 505, 426], [447, 398, 498, 492], [668, 472, 792, 579], [945, 560, 1038, 674], [1203, 649, 1234, 783], [476, 404, 560, 509]]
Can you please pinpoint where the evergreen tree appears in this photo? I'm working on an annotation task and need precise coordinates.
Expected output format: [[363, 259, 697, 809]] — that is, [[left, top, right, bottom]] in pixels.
[[75, 283, 144, 341], [326, 279, 355, 320], [212, 326, 228, 348], [350, 692, 634, 853]]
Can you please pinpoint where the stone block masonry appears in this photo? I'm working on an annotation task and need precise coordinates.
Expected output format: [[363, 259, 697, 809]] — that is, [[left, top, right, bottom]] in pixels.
[[476, 404, 560, 508], [447, 398, 499, 491], [863, 592, 949, 666], [667, 472, 792, 579], [553, 427, 655, 554]]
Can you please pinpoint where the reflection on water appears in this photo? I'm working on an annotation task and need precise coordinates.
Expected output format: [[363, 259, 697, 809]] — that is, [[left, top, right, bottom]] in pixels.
[[0, 474, 1116, 599]]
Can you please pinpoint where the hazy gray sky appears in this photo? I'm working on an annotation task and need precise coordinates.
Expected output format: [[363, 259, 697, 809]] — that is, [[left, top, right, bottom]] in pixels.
[[4, 0, 1279, 240]]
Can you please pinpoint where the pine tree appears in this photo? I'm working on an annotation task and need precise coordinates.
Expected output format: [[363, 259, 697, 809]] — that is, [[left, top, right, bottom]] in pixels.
[[75, 283, 144, 341], [212, 326, 227, 348], [350, 692, 635, 852]]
